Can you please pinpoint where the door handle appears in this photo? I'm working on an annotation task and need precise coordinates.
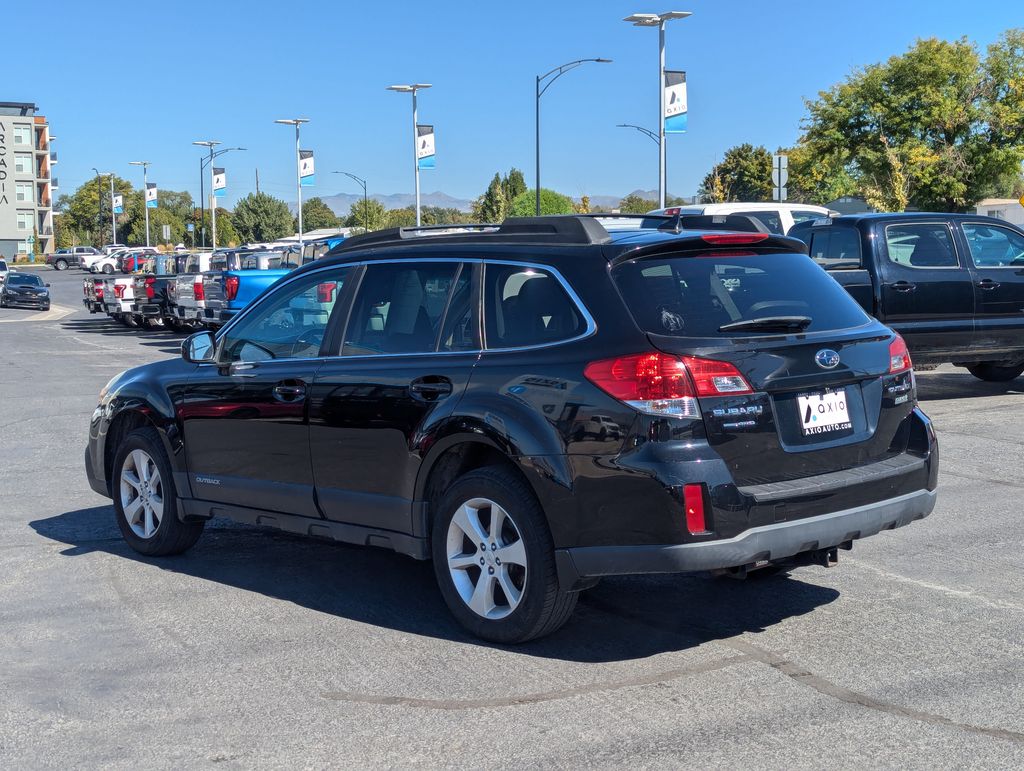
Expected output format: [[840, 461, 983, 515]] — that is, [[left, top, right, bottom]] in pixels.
[[229, 362, 258, 378], [976, 278, 1001, 290], [889, 281, 916, 292], [272, 382, 307, 402], [409, 376, 453, 401]]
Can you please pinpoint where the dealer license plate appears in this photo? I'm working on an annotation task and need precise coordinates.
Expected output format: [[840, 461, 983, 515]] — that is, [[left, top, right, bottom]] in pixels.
[[797, 389, 851, 436]]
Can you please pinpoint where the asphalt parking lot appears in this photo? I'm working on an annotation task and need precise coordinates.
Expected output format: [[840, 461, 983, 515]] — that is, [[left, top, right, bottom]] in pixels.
[[2, 268, 1023, 768]]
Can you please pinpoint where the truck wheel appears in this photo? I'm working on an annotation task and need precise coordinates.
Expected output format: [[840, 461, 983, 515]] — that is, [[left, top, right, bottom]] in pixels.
[[54, 259, 68, 271], [966, 362, 1024, 382], [113, 427, 204, 556], [431, 466, 577, 643]]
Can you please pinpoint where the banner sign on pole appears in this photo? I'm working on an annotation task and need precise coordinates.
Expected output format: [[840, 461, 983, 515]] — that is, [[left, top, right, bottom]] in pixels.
[[145, 183, 158, 208], [299, 150, 315, 186], [416, 125, 435, 170], [213, 167, 227, 197], [162, 224, 171, 241], [113, 194, 123, 214], [664, 70, 688, 134], [772, 154, 789, 201]]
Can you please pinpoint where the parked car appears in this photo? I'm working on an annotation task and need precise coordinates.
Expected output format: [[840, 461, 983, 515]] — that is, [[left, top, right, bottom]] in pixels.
[[82, 248, 117, 272], [82, 276, 106, 313], [789, 213, 1024, 381], [0, 258, 8, 284], [200, 250, 298, 328], [47, 246, 99, 271], [1, 272, 51, 310], [649, 202, 837, 235], [86, 215, 937, 643], [92, 247, 158, 275], [101, 243, 128, 255]]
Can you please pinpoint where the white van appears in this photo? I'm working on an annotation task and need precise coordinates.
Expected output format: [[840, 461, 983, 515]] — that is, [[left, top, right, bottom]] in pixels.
[[649, 202, 837, 234]]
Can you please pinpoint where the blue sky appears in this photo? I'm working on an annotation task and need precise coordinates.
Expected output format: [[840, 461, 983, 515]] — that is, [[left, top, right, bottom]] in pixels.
[[17, 0, 1016, 209]]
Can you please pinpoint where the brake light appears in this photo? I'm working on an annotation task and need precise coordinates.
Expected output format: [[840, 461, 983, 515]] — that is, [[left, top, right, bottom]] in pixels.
[[95, 285, 103, 299], [145, 276, 156, 299], [316, 281, 337, 303], [583, 352, 753, 417], [663, 207, 681, 216], [700, 233, 771, 245], [225, 276, 240, 301], [683, 484, 708, 534], [889, 334, 912, 374], [194, 277, 205, 301]]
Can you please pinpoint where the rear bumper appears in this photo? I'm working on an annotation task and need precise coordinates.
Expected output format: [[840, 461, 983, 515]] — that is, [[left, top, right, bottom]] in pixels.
[[557, 488, 936, 583], [132, 302, 162, 317]]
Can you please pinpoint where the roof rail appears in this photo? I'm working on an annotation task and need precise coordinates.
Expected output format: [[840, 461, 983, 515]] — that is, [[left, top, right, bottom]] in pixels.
[[329, 215, 611, 254]]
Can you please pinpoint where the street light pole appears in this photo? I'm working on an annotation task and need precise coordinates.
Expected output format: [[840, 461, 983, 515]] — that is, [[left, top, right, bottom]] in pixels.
[[109, 175, 117, 245], [535, 58, 612, 215], [332, 171, 369, 231], [129, 161, 152, 247], [387, 84, 431, 226], [617, 123, 660, 145], [193, 142, 246, 250], [91, 168, 103, 245], [274, 118, 310, 249], [624, 11, 692, 209]]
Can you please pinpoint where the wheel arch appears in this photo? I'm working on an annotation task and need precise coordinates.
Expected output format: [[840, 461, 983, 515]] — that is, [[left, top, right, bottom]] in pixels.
[[102, 400, 182, 496]]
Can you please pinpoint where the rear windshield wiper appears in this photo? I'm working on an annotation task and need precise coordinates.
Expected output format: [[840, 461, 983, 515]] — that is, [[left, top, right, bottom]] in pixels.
[[718, 316, 812, 333]]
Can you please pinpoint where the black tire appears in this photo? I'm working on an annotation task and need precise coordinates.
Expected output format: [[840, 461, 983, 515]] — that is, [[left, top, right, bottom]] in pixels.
[[966, 362, 1024, 382], [55, 259, 68, 271], [112, 427, 204, 556], [102, 264, 114, 275], [431, 466, 577, 643]]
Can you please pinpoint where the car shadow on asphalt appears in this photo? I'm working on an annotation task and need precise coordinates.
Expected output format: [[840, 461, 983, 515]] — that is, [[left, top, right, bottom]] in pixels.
[[32, 506, 840, 663], [916, 372, 1024, 402], [61, 317, 187, 355]]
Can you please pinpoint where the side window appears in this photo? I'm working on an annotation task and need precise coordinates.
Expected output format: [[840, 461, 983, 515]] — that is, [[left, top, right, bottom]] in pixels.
[[885, 223, 959, 269], [734, 210, 784, 234], [219, 268, 350, 363], [809, 228, 862, 270], [342, 262, 461, 355], [484, 264, 583, 348], [962, 223, 1024, 268], [791, 210, 825, 226]]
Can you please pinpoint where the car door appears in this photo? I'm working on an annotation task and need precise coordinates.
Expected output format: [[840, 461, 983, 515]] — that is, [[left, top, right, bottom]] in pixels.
[[958, 220, 1024, 356], [308, 259, 479, 534], [181, 266, 355, 517], [875, 220, 976, 357]]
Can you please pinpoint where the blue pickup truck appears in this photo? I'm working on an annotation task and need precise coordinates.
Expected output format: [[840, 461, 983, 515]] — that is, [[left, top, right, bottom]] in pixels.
[[199, 249, 299, 328]]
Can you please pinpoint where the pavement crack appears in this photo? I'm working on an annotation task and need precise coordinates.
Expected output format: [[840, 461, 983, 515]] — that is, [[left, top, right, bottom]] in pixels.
[[321, 654, 752, 709], [939, 469, 1024, 490]]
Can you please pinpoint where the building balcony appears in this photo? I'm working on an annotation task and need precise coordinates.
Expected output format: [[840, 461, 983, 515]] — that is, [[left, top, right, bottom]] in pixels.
[[51, 177, 59, 189], [49, 151, 57, 164]]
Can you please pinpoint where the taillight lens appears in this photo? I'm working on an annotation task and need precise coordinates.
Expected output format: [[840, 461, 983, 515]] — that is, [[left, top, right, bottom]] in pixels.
[[316, 281, 337, 303], [96, 285, 103, 299], [584, 352, 753, 417], [145, 277, 155, 299], [700, 233, 770, 245], [225, 276, 240, 301], [889, 334, 912, 373], [194, 278, 205, 301]]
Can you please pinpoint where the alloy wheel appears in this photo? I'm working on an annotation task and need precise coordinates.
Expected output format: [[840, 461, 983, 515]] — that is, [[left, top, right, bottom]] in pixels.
[[446, 497, 528, 620], [120, 449, 164, 539]]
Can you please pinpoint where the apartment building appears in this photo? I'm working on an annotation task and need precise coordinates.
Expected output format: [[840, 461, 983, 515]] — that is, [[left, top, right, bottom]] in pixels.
[[0, 102, 56, 259]]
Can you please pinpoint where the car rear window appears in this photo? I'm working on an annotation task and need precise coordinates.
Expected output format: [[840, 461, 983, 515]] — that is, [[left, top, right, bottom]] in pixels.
[[612, 252, 870, 337]]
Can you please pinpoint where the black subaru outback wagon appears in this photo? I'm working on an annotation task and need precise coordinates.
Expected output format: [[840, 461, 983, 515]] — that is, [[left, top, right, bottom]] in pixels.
[[86, 215, 938, 643]]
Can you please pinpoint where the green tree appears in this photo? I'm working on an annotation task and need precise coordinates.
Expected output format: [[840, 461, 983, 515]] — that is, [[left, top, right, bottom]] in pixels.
[[345, 198, 387, 231], [509, 189, 574, 217], [699, 144, 773, 203], [783, 144, 858, 205], [474, 173, 509, 222], [54, 176, 135, 245], [618, 193, 658, 213], [384, 207, 417, 228], [186, 208, 240, 247], [802, 30, 1024, 211], [574, 195, 591, 214], [502, 168, 528, 203], [126, 206, 186, 247], [421, 206, 469, 225], [232, 192, 294, 243], [296, 197, 340, 231]]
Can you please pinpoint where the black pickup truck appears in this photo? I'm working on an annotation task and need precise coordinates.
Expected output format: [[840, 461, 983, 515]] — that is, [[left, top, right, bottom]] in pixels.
[[790, 213, 1024, 381], [131, 254, 191, 328]]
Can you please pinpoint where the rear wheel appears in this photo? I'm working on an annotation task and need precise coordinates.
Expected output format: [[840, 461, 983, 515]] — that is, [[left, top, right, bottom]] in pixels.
[[54, 258, 68, 271], [102, 264, 114, 275], [431, 466, 577, 643], [966, 362, 1024, 382], [113, 427, 204, 556]]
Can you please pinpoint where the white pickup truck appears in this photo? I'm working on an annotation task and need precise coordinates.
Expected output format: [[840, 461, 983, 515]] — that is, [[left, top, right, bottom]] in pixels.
[[171, 252, 215, 326], [100, 274, 140, 326]]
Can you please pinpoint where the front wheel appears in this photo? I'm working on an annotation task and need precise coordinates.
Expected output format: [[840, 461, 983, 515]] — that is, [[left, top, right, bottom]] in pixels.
[[431, 466, 577, 643], [966, 362, 1024, 382], [113, 427, 204, 556]]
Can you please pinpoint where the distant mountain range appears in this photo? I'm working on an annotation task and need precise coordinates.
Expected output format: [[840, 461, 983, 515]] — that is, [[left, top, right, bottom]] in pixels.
[[297, 188, 678, 216]]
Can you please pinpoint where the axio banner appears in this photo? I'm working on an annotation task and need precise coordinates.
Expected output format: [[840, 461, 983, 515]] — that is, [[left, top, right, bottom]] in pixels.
[[664, 70, 687, 134], [213, 167, 227, 198], [299, 150, 315, 186], [417, 125, 435, 170], [145, 183, 158, 208], [113, 194, 123, 214]]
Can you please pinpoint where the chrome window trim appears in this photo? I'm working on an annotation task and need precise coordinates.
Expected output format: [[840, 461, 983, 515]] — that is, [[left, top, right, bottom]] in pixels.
[[960, 221, 1024, 270]]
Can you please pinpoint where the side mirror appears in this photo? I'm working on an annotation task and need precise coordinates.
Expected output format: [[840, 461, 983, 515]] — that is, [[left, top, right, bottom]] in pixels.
[[45, 283, 51, 287], [182, 330, 216, 363]]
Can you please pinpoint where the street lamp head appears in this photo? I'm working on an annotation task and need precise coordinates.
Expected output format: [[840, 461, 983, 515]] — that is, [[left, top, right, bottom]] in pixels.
[[192, 140, 221, 148], [387, 84, 431, 92], [128, 161, 150, 167], [274, 118, 310, 125], [624, 10, 692, 25], [595, 58, 613, 63]]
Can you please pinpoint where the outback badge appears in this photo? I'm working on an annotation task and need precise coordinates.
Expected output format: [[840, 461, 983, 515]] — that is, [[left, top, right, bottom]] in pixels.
[[815, 349, 841, 369]]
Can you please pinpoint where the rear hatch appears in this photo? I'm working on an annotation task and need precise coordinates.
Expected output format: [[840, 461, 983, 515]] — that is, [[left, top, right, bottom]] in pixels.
[[202, 272, 226, 313], [174, 274, 198, 308], [611, 244, 916, 486]]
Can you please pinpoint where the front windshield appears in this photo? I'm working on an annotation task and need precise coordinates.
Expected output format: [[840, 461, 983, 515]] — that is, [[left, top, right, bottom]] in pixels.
[[8, 274, 43, 287]]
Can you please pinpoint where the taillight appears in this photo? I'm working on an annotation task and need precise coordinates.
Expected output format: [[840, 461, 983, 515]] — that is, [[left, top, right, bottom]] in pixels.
[[683, 484, 708, 534], [889, 334, 912, 374], [194, 278, 205, 301], [663, 207, 681, 215], [583, 352, 753, 417], [145, 276, 156, 299], [700, 233, 771, 245], [96, 285, 103, 299], [225, 276, 240, 300], [316, 281, 337, 303]]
